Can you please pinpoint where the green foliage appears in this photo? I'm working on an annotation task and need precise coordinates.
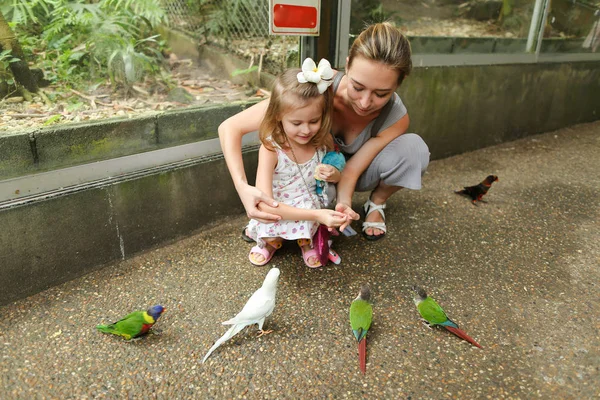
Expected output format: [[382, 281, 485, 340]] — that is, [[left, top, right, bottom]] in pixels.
[[107, 35, 162, 86], [231, 65, 258, 77], [43, 114, 62, 125], [0, 49, 20, 91], [2, 0, 168, 91], [350, 0, 397, 34], [201, 0, 265, 37], [0, 0, 53, 25]]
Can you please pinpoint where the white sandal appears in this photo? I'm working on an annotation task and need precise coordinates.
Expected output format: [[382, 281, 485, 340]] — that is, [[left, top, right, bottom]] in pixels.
[[362, 199, 387, 241]]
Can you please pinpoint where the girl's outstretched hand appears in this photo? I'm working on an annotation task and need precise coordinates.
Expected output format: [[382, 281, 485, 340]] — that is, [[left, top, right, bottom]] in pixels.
[[238, 182, 280, 223], [335, 202, 359, 232], [317, 209, 348, 228]]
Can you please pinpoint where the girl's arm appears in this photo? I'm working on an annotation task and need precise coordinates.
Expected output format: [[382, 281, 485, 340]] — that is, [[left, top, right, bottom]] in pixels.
[[218, 99, 280, 223], [336, 113, 410, 230], [255, 145, 277, 196], [258, 202, 348, 228]]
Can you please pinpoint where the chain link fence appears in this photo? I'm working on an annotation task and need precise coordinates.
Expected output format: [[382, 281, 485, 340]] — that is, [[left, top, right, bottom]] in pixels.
[[162, 0, 299, 74]]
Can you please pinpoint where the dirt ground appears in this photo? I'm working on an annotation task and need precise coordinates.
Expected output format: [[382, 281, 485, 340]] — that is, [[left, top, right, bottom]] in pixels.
[[384, 0, 529, 38], [0, 59, 265, 135]]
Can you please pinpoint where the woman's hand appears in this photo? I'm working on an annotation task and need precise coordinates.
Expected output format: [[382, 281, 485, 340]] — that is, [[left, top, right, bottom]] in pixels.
[[237, 182, 281, 223], [316, 209, 348, 228], [315, 164, 341, 183], [335, 202, 359, 232]]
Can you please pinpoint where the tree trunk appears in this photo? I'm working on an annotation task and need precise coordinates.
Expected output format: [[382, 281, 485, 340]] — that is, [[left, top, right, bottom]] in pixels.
[[0, 11, 38, 93]]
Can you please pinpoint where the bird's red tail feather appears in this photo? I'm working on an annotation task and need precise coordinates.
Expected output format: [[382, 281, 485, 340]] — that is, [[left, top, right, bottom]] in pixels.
[[358, 338, 367, 374], [444, 326, 482, 348]]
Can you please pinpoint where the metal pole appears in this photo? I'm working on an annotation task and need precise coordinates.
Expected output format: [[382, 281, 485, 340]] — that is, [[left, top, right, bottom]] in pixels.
[[335, 0, 351, 68], [300, 1, 340, 64], [300, 36, 317, 64], [526, 0, 545, 52], [535, 0, 552, 56]]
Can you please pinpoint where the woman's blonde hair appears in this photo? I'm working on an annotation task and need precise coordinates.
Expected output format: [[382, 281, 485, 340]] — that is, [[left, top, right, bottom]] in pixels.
[[348, 22, 412, 86], [260, 68, 333, 151]]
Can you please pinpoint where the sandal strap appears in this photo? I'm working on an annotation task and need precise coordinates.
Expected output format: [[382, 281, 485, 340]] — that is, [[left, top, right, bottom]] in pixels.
[[363, 199, 386, 219], [248, 245, 273, 266], [362, 221, 387, 233], [301, 247, 322, 268], [249, 241, 280, 266]]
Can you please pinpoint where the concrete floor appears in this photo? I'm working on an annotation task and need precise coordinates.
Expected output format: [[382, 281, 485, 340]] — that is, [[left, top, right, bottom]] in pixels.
[[1, 121, 599, 399]]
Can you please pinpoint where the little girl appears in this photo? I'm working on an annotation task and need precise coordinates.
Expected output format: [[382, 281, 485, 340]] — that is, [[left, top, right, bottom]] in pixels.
[[246, 58, 348, 268]]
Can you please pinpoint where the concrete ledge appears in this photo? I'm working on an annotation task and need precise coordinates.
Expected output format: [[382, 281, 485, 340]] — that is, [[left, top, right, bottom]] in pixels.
[[0, 102, 258, 181], [403, 61, 600, 159], [157, 103, 249, 146], [0, 149, 258, 305], [0, 133, 34, 179], [35, 116, 157, 171]]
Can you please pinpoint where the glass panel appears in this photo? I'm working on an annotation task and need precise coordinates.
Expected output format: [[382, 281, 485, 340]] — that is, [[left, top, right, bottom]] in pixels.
[[542, 0, 599, 53], [350, 0, 538, 54], [0, 0, 299, 183], [0, 1, 296, 139]]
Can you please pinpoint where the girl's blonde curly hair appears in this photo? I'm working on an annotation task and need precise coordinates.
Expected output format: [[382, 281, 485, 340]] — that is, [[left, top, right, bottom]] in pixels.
[[260, 68, 333, 151]]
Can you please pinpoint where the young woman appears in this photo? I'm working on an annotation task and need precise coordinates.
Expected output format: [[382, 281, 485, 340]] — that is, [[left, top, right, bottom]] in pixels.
[[219, 22, 429, 241]]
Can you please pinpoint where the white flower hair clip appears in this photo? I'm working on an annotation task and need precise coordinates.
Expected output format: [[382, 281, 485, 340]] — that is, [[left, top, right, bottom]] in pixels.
[[297, 58, 334, 94]]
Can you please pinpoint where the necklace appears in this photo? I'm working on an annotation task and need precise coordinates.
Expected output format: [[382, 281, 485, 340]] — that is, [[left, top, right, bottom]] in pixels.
[[285, 137, 323, 209]]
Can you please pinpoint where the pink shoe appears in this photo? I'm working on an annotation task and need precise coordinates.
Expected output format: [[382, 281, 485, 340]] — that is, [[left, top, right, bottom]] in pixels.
[[248, 244, 276, 266], [300, 246, 322, 268], [328, 248, 341, 264]]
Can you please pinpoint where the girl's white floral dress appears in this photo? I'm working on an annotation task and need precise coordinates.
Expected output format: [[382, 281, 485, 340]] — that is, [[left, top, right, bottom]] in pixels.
[[247, 140, 325, 247]]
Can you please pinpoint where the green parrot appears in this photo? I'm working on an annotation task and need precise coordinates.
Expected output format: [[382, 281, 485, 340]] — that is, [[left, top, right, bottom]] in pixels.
[[411, 286, 482, 348], [349, 284, 373, 374], [96, 305, 165, 340]]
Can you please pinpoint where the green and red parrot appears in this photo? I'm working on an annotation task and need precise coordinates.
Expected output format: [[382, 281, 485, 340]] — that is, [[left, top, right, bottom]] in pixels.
[[96, 305, 165, 340], [411, 286, 482, 349], [455, 175, 498, 204], [349, 284, 373, 374]]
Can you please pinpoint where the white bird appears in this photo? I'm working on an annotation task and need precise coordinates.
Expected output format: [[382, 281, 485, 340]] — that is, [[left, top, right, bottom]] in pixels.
[[202, 267, 281, 363]]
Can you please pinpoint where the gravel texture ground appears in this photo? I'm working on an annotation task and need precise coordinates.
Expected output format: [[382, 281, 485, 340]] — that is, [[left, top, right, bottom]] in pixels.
[[1, 121, 599, 399]]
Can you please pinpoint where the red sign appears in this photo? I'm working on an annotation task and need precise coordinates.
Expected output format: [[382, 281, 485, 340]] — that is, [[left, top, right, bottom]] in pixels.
[[273, 4, 317, 29], [270, 1, 320, 36]]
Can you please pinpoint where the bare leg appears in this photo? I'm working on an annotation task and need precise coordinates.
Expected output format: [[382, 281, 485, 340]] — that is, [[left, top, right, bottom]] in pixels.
[[364, 182, 402, 237]]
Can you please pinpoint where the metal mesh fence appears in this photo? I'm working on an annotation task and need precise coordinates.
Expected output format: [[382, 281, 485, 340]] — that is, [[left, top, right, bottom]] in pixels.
[[162, 0, 299, 74]]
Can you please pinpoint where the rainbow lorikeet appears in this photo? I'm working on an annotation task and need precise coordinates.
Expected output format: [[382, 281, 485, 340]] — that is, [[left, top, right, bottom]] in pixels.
[[96, 305, 165, 340], [455, 175, 498, 204], [411, 286, 482, 348], [349, 284, 373, 374]]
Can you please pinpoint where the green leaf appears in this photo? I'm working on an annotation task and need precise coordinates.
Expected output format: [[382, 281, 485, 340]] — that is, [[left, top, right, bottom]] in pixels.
[[43, 115, 63, 126], [231, 66, 259, 77]]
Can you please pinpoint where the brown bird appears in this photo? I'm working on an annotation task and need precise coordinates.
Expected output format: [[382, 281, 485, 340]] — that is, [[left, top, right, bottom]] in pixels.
[[455, 175, 498, 204]]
